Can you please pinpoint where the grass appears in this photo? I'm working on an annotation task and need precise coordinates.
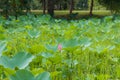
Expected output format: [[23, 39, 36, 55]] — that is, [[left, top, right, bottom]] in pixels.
[[55, 10, 111, 15], [0, 9, 112, 19], [31, 10, 111, 15], [31, 10, 112, 19]]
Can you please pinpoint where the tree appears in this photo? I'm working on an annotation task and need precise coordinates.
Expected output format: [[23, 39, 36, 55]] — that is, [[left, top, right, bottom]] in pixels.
[[11, 0, 21, 20], [76, 0, 88, 10], [0, 0, 10, 19], [54, 0, 68, 10], [0, 0, 33, 19], [39, 0, 46, 14], [69, 0, 74, 14], [90, 0, 94, 16], [98, 0, 120, 14], [47, 0, 62, 16], [42, 0, 46, 14], [20, 0, 33, 13], [47, 0, 55, 16]]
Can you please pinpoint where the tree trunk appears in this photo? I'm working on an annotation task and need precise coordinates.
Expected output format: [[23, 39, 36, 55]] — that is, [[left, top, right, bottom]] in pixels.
[[5, 9, 9, 19], [15, 9, 18, 20], [47, 0, 54, 17], [43, 0, 46, 14], [4, 0, 9, 19], [90, 0, 94, 16], [69, 0, 74, 14], [59, 4, 62, 10], [63, 3, 67, 10], [13, 0, 18, 20]]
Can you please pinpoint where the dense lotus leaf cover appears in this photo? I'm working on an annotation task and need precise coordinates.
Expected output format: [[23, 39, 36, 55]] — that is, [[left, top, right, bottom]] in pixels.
[[0, 15, 120, 80]]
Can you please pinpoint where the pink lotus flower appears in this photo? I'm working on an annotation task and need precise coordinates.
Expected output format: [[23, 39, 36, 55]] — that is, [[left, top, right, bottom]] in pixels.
[[58, 44, 62, 51]]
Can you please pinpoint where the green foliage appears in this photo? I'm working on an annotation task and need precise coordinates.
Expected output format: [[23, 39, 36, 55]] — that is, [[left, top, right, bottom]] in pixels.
[[0, 15, 120, 80], [27, 29, 40, 38], [76, 0, 88, 10], [0, 52, 34, 69], [10, 70, 51, 80], [0, 0, 33, 19], [98, 0, 120, 14], [0, 41, 6, 57]]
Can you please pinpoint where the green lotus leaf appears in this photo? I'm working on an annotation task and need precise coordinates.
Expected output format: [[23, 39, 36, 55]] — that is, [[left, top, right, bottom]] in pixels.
[[62, 39, 79, 48], [45, 44, 58, 52], [35, 72, 51, 80], [79, 37, 92, 47], [10, 69, 35, 80], [0, 52, 34, 69], [10, 69, 51, 80], [27, 29, 40, 38], [60, 39, 80, 51], [0, 41, 7, 57], [41, 52, 53, 58], [113, 38, 120, 44], [104, 16, 113, 23], [90, 45, 109, 54]]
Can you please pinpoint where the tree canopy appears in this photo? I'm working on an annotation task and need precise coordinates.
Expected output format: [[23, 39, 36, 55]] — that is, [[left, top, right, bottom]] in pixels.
[[0, 0, 119, 19], [98, 0, 120, 13]]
